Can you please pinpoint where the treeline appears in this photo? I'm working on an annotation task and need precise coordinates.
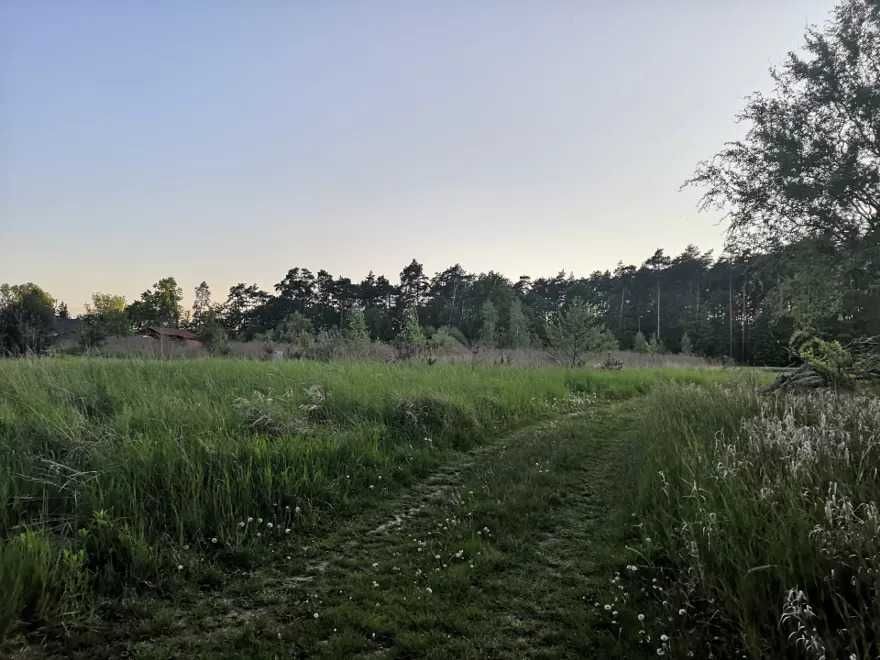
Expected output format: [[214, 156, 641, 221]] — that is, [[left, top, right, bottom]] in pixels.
[[134, 235, 879, 365], [4, 234, 876, 366]]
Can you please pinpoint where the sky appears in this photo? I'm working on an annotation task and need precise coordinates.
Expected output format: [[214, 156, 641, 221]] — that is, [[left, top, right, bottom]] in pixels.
[[1, 0, 837, 312]]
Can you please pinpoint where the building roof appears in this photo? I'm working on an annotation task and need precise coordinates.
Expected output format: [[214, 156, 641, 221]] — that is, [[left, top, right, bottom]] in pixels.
[[51, 317, 83, 336], [144, 326, 200, 341]]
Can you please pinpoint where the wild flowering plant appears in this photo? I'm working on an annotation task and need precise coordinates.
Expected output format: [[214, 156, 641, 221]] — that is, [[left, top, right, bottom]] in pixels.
[[633, 387, 880, 658], [232, 384, 327, 437]]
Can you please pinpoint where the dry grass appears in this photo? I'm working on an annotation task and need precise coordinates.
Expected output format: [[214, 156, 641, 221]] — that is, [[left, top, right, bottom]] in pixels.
[[629, 385, 880, 658], [73, 335, 716, 370]]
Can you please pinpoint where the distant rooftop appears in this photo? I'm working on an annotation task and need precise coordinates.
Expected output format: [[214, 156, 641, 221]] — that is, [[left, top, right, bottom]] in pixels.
[[143, 326, 200, 341]]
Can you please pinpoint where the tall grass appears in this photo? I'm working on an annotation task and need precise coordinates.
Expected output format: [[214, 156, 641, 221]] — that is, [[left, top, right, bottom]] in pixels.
[[635, 384, 880, 658], [0, 357, 728, 637]]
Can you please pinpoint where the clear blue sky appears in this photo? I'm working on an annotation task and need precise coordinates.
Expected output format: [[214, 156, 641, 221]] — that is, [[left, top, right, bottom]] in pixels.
[[1, 0, 837, 311]]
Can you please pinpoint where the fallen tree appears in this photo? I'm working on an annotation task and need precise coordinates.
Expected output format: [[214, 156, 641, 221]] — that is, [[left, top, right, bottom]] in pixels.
[[764, 334, 880, 393]]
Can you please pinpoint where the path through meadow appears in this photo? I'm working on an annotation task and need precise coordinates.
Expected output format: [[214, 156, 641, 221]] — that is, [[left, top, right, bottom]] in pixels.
[[29, 402, 646, 659]]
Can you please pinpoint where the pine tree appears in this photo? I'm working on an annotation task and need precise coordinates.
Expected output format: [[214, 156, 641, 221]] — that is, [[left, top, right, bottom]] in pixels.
[[545, 298, 617, 367], [400, 307, 425, 351], [680, 331, 693, 355], [345, 308, 370, 344], [191, 281, 213, 330], [647, 334, 665, 354]]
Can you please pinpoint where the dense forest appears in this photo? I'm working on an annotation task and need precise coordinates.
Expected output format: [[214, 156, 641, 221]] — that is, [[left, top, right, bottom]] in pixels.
[[2, 0, 879, 367]]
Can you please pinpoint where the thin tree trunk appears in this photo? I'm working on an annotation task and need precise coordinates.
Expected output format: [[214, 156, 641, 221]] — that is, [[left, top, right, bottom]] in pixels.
[[728, 272, 734, 359], [448, 282, 458, 326], [741, 276, 747, 364], [656, 280, 661, 341]]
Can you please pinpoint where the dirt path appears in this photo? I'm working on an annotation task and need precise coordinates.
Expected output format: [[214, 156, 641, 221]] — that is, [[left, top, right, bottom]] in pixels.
[[35, 401, 646, 659]]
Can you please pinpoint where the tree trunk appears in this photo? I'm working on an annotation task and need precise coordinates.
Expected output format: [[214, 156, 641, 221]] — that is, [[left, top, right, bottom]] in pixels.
[[741, 277, 747, 363], [656, 280, 661, 341], [728, 272, 734, 359]]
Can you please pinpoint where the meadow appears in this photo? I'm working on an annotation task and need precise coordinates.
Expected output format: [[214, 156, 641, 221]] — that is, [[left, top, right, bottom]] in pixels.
[[1, 357, 877, 658], [0, 359, 725, 640]]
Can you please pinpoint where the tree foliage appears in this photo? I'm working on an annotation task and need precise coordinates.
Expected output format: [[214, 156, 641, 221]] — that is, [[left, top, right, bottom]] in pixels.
[[9, 229, 872, 365], [345, 308, 370, 345], [126, 277, 183, 328], [81, 293, 129, 347], [0, 283, 55, 355], [479, 300, 498, 347], [545, 299, 618, 367], [687, 0, 880, 250]]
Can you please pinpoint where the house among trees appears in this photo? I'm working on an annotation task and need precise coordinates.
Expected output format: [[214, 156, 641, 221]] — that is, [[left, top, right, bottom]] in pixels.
[[50, 316, 83, 344], [142, 326, 202, 347]]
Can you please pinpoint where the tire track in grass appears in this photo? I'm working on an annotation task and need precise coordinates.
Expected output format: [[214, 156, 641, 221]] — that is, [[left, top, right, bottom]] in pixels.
[[45, 401, 646, 659]]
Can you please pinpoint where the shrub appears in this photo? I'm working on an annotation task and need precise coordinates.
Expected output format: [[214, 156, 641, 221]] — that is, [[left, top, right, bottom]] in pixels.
[[680, 331, 693, 355], [344, 309, 370, 344], [428, 326, 466, 351], [633, 331, 649, 353]]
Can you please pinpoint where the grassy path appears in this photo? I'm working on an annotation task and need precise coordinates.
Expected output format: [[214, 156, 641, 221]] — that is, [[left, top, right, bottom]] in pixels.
[[35, 401, 646, 659]]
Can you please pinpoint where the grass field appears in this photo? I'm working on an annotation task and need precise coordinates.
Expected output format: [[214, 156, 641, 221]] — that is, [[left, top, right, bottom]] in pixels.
[[629, 384, 880, 658], [0, 358, 731, 643], [2, 358, 876, 658]]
